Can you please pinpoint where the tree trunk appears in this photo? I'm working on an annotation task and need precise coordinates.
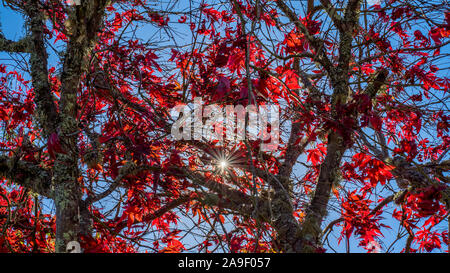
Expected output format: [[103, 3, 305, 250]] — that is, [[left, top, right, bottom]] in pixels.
[[54, 156, 82, 252]]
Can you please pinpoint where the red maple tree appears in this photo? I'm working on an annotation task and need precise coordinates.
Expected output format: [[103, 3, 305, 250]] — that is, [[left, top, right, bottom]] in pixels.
[[0, 0, 449, 253]]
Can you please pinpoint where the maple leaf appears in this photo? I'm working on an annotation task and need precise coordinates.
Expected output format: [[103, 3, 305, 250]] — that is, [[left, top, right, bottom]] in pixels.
[[216, 76, 231, 98]]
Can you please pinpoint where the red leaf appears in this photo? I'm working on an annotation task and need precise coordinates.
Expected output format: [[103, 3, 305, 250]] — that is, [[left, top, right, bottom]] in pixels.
[[47, 132, 65, 159], [369, 115, 382, 131], [216, 76, 231, 98]]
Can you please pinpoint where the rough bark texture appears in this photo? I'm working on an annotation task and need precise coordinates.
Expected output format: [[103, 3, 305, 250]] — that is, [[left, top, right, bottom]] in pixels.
[[53, 0, 109, 253], [24, 1, 59, 138]]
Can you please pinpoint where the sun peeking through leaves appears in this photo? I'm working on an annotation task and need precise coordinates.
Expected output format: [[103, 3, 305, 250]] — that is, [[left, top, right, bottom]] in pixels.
[[219, 159, 229, 171], [199, 144, 248, 175]]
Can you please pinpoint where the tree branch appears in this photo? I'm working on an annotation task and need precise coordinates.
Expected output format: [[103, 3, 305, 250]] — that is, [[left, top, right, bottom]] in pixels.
[[0, 155, 52, 198], [23, 1, 59, 137], [319, 0, 344, 31], [0, 34, 31, 53], [299, 1, 367, 253]]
